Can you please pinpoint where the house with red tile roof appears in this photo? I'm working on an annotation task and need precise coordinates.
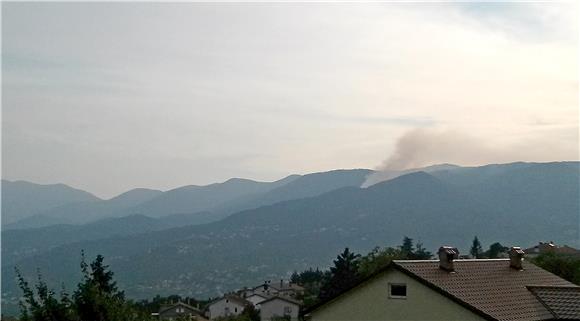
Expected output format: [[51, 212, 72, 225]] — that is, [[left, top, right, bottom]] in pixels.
[[524, 242, 580, 259], [304, 247, 580, 321]]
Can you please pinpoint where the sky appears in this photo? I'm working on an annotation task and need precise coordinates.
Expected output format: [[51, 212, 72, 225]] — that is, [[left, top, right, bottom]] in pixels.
[[2, 2, 579, 199]]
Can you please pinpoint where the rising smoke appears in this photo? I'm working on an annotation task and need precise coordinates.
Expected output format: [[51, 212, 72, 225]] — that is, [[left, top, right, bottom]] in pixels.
[[361, 127, 578, 187]]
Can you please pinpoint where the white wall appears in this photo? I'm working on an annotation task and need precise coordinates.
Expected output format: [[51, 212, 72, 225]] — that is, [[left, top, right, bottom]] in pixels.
[[208, 298, 245, 320], [260, 299, 300, 321], [246, 295, 267, 307], [309, 269, 486, 321]]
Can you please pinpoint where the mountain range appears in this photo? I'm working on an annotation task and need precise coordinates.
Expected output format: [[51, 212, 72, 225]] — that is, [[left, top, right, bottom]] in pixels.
[[2, 169, 374, 229], [2, 162, 578, 315]]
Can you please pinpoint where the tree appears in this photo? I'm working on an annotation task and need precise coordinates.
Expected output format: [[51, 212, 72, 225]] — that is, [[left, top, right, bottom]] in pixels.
[[400, 237, 414, 259], [413, 242, 433, 260], [16, 253, 151, 321], [290, 268, 326, 308], [240, 304, 260, 321], [319, 248, 361, 301], [290, 271, 300, 284], [533, 252, 580, 285], [73, 253, 127, 321], [470, 236, 483, 259], [15, 268, 75, 321], [485, 242, 508, 259], [358, 246, 404, 278]]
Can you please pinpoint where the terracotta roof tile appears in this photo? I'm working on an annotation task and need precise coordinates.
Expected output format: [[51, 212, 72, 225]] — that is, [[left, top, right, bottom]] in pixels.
[[528, 286, 580, 320], [393, 259, 578, 321]]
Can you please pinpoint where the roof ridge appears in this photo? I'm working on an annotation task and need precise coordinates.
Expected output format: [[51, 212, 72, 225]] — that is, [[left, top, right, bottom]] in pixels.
[[260, 295, 301, 305], [393, 259, 510, 263], [527, 285, 580, 289]]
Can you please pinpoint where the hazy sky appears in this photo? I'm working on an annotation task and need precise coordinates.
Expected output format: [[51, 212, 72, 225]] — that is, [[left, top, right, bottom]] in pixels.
[[2, 2, 578, 198]]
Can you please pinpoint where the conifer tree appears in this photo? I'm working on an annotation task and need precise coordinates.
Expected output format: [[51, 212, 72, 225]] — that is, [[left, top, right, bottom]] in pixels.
[[400, 237, 414, 258], [319, 248, 361, 301], [470, 236, 483, 259]]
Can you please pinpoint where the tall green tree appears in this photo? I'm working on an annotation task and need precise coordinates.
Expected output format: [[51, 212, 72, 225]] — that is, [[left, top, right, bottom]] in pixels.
[[485, 242, 508, 259], [15, 269, 75, 321], [400, 237, 414, 258], [470, 236, 483, 259], [73, 252, 135, 321], [16, 253, 151, 321], [412, 242, 433, 260], [319, 248, 361, 301]]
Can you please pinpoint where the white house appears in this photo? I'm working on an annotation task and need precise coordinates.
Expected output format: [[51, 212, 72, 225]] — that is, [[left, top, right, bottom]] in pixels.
[[258, 296, 301, 321], [245, 293, 269, 308], [207, 295, 249, 320], [156, 301, 207, 321], [244, 280, 305, 299]]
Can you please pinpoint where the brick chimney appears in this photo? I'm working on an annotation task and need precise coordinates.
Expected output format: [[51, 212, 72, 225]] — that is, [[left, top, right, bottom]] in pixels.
[[509, 247, 525, 270], [438, 246, 459, 272]]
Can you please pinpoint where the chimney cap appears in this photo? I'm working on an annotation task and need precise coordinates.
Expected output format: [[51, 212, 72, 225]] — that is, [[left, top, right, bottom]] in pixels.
[[438, 246, 460, 257], [438, 246, 459, 272], [509, 246, 525, 270], [510, 246, 525, 255]]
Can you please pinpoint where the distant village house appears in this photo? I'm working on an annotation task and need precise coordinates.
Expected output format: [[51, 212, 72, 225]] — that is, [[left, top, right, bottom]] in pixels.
[[155, 301, 207, 321]]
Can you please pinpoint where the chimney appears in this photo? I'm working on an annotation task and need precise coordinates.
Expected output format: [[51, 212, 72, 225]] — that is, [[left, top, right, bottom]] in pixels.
[[438, 246, 459, 272], [280, 279, 283, 288], [509, 247, 525, 270]]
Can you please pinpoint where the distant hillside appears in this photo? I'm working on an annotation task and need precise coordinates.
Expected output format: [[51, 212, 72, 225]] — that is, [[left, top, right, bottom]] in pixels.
[[3, 188, 164, 229], [1, 180, 100, 224], [106, 188, 164, 208], [214, 169, 373, 214], [3, 162, 577, 307], [4, 169, 376, 229], [2, 169, 377, 262], [127, 176, 298, 218], [2, 214, 205, 266]]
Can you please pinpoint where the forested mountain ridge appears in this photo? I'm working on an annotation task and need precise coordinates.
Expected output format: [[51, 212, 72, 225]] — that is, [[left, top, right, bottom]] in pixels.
[[3, 162, 577, 311], [1, 180, 101, 224]]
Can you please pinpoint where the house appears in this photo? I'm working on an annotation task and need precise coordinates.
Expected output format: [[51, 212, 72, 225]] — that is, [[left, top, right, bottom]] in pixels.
[[251, 282, 278, 297], [245, 293, 270, 307], [207, 294, 249, 320], [272, 281, 305, 298], [305, 246, 580, 321], [245, 280, 305, 299], [258, 296, 301, 321], [524, 241, 580, 258], [156, 301, 207, 321]]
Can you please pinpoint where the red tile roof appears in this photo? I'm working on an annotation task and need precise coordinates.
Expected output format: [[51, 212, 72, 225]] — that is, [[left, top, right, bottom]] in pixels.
[[393, 259, 578, 321], [528, 286, 580, 320]]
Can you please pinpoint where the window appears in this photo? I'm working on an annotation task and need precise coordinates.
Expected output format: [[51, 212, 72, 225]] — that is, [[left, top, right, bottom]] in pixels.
[[235, 307, 238, 313], [284, 306, 292, 315], [389, 283, 407, 299]]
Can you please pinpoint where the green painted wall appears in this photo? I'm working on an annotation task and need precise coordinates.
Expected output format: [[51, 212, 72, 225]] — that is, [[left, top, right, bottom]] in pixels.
[[309, 269, 486, 321]]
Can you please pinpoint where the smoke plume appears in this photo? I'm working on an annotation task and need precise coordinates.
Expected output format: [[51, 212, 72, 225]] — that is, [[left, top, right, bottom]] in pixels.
[[361, 127, 578, 187]]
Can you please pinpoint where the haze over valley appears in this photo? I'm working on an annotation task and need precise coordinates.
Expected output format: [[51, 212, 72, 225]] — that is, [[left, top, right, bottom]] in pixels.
[[2, 161, 578, 315]]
